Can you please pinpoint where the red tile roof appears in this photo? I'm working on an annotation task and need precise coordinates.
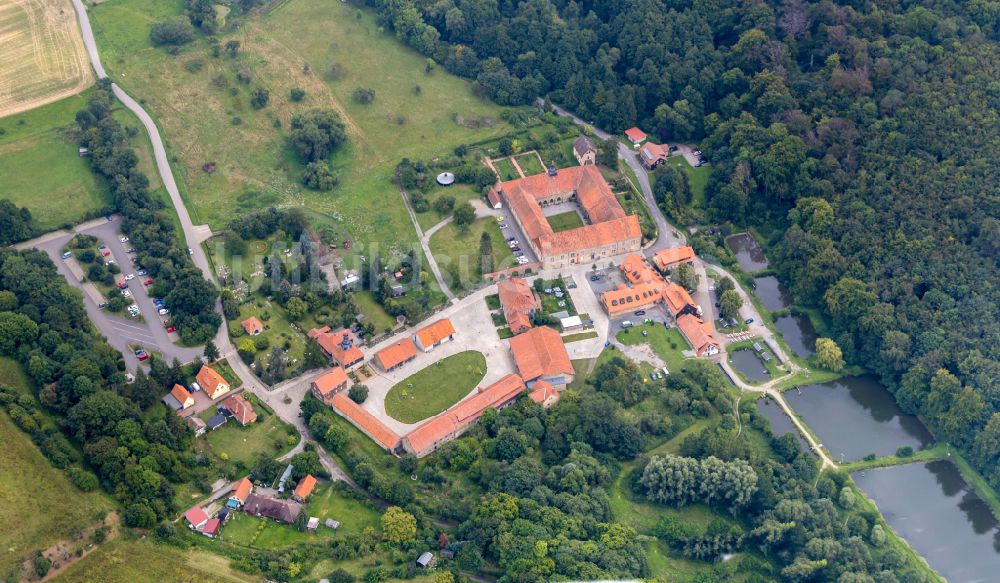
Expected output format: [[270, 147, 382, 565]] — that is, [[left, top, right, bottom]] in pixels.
[[625, 127, 647, 143], [404, 374, 525, 456], [231, 477, 252, 504], [639, 142, 669, 166], [293, 474, 317, 500], [242, 316, 264, 335], [312, 367, 349, 397], [315, 329, 364, 367], [222, 393, 257, 425], [487, 189, 502, 207], [509, 326, 575, 382], [653, 246, 696, 270], [498, 278, 540, 333], [677, 314, 720, 356], [196, 366, 229, 398], [498, 165, 642, 260], [203, 518, 221, 536], [331, 393, 401, 450], [184, 507, 209, 527], [307, 325, 331, 338], [374, 338, 418, 370], [415, 318, 456, 348], [528, 380, 559, 406], [170, 384, 193, 408], [662, 283, 696, 316], [601, 282, 665, 315], [620, 254, 663, 285]]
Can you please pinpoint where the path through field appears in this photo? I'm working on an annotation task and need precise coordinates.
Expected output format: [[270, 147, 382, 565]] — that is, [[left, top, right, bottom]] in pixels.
[[0, 0, 93, 117]]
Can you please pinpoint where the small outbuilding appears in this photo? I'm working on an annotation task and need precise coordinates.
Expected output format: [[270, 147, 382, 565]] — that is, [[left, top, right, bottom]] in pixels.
[[325, 518, 340, 530], [306, 516, 319, 532], [436, 172, 455, 186], [207, 414, 228, 431], [416, 552, 437, 569], [559, 315, 583, 332]]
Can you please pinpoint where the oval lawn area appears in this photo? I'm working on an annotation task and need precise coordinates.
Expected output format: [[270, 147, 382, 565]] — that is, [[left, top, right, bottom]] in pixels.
[[384, 350, 487, 423]]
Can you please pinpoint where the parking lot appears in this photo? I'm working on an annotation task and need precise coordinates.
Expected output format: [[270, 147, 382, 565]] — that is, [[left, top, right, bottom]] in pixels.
[[493, 206, 539, 264], [26, 216, 203, 371]]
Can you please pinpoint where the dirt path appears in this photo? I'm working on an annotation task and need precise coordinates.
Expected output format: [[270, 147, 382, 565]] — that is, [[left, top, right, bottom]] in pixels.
[[20, 512, 119, 582]]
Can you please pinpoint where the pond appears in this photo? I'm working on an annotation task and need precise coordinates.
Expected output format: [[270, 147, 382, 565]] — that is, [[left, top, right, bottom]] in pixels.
[[755, 397, 811, 454], [753, 275, 791, 310], [774, 313, 818, 357], [725, 233, 769, 272], [784, 376, 933, 461], [854, 461, 1000, 583], [730, 349, 770, 382]]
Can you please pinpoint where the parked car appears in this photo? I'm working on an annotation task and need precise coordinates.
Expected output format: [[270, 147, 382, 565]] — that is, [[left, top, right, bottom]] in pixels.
[[144, 279, 154, 286], [166, 326, 176, 333], [135, 351, 148, 362], [498, 223, 509, 229], [126, 248, 135, 253], [590, 275, 600, 281], [117, 281, 128, 289], [120, 236, 129, 243], [122, 290, 131, 297], [61, 251, 72, 259], [634, 310, 646, 316], [693, 149, 701, 156], [158, 308, 169, 316], [98, 301, 108, 309], [187, 247, 194, 255], [137, 269, 147, 276], [745, 318, 754, 324], [124, 274, 135, 280], [105, 215, 114, 221], [101, 250, 111, 257]]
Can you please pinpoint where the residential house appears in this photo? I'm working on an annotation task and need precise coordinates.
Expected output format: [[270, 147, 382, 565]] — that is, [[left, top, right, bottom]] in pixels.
[[414, 318, 456, 352], [311, 367, 350, 405], [624, 127, 647, 145], [243, 494, 302, 524], [309, 327, 365, 370], [662, 282, 699, 317], [497, 278, 541, 335], [573, 135, 597, 165], [402, 374, 526, 457], [293, 474, 317, 502], [184, 507, 209, 530], [374, 338, 418, 371], [509, 326, 575, 385], [677, 313, 721, 357], [528, 380, 560, 408], [221, 393, 257, 426], [202, 518, 221, 538], [494, 165, 642, 269], [186, 415, 207, 436], [487, 189, 502, 209], [639, 142, 669, 169], [599, 254, 699, 318], [196, 365, 231, 400], [652, 245, 695, 271], [207, 414, 228, 430], [229, 477, 253, 508], [163, 383, 194, 411], [242, 316, 264, 336], [331, 393, 401, 451]]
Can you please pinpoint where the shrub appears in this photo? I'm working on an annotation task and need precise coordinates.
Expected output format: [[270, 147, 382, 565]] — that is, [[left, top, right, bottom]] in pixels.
[[349, 384, 368, 404], [353, 87, 376, 104], [289, 87, 306, 102], [895, 446, 914, 457], [250, 87, 270, 109], [302, 161, 338, 191], [150, 17, 195, 46]]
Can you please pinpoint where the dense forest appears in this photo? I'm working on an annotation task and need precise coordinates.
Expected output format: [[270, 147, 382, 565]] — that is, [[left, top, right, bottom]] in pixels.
[[361, 0, 1000, 489]]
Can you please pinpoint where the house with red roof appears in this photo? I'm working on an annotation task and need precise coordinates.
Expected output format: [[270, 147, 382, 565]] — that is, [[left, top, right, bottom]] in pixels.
[[311, 367, 350, 405], [242, 316, 264, 336], [374, 338, 418, 371], [196, 365, 230, 399], [202, 518, 221, 538], [677, 313, 720, 357], [528, 380, 559, 408], [229, 477, 253, 507], [163, 383, 194, 411], [652, 246, 696, 271], [509, 326, 575, 385], [310, 327, 365, 370], [184, 507, 210, 530], [414, 318, 456, 352], [497, 278, 540, 335], [624, 127, 647, 145], [639, 142, 669, 169], [292, 474, 317, 502], [221, 393, 257, 426]]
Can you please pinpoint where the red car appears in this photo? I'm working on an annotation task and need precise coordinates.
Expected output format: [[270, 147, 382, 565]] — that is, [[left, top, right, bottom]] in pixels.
[[144, 279, 154, 286], [166, 326, 176, 333], [101, 250, 111, 257], [136, 352, 149, 361], [117, 281, 128, 289]]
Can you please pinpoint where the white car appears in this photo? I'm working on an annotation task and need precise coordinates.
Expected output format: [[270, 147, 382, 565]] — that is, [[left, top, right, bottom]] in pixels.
[[122, 289, 131, 297], [124, 274, 135, 281], [120, 236, 129, 243], [158, 308, 169, 316]]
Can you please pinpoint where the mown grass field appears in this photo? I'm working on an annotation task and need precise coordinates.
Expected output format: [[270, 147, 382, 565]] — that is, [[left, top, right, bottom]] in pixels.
[[546, 210, 585, 232], [52, 538, 256, 583], [0, 0, 93, 118], [89, 0, 511, 259], [385, 350, 486, 423], [493, 157, 519, 181], [200, 410, 296, 466], [428, 217, 515, 285], [353, 290, 396, 332], [0, 359, 112, 576], [416, 183, 482, 231], [616, 323, 690, 372]]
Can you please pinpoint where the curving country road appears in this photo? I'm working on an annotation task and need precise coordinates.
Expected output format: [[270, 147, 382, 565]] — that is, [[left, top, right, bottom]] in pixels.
[[69, 0, 354, 481]]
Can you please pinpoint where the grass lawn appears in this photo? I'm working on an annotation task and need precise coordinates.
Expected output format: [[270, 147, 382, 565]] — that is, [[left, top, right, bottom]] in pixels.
[[667, 155, 710, 208], [353, 291, 396, 333], [563, 331, 598, 343], [416, 183, 483, 232], [0, 92, 107, 230], [428, 217, 515, 286], [305, 483, 381, 535], [0, 363, 112, 575], [384, 350, 487, 423], [89, 0, 511, 259], [616, 324, 690, 372], [536, 278, 577, 316], [546, 210, 585, 232], [493, 157, 520, 181], [54, 538, 256, 583], [231, 300, 308, 374], [200, 411, 297, 467], [516, 152, 545, 175]]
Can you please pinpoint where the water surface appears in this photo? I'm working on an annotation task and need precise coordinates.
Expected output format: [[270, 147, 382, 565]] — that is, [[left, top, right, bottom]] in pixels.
[[725, 233, 769, 272], [756, 398, 811, 453], [775, 313, 818, 357], [854, 461, 1000, 583], [784, 376, 932, 460], [753, 275, 791, 310], [730, 350, 770, 382]]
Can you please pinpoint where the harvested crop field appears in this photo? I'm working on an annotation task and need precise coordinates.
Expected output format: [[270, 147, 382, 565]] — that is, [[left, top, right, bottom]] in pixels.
[[0, 0, 94, 118]]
